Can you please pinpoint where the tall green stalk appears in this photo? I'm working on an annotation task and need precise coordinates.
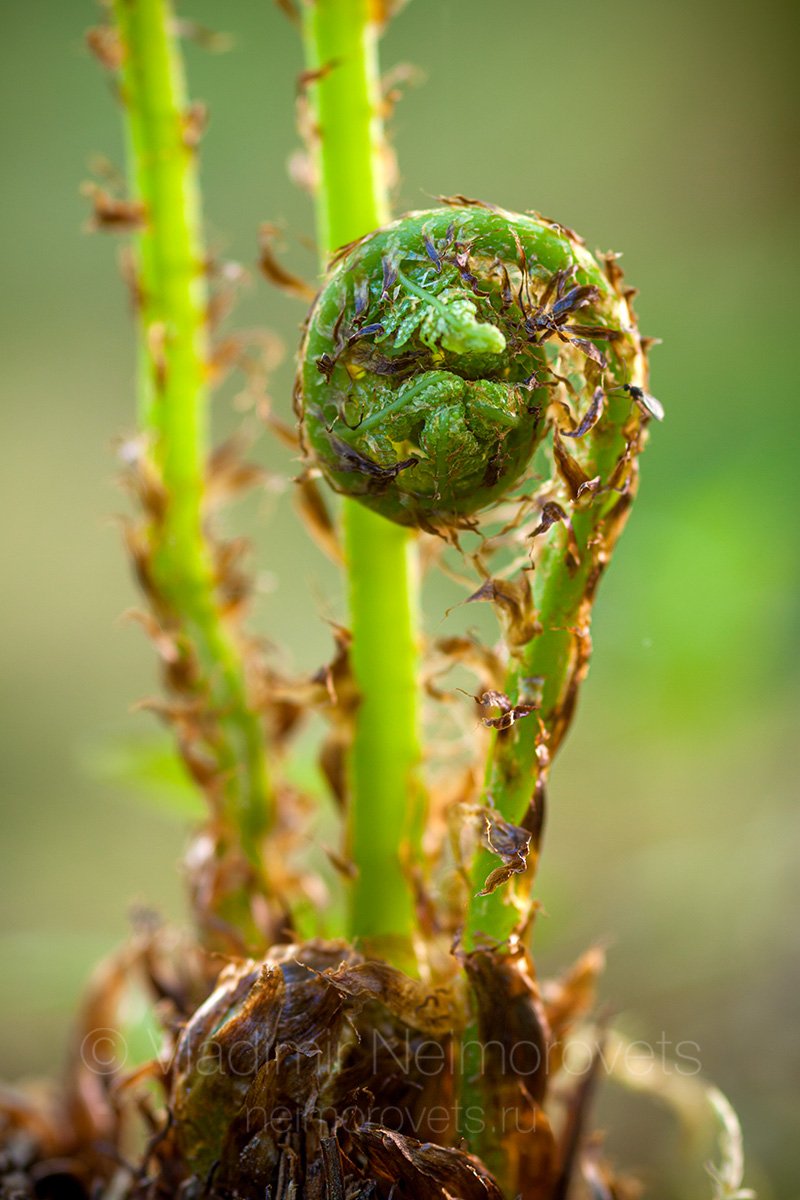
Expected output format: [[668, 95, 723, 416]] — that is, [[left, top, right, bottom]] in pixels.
[[112, 0, 273, 935], [467, 397, 640, 946], [301, 0, 422, 957]]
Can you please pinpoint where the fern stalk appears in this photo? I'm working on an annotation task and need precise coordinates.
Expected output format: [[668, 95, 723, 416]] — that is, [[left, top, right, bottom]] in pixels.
[[112, 0, 274, 937], [301, 0, 423, 958], [467, 391, 640, 946]]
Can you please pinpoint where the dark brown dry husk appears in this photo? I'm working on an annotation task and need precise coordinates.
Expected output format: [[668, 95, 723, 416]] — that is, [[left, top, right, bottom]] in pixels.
[[1, 931, 629, 1200]]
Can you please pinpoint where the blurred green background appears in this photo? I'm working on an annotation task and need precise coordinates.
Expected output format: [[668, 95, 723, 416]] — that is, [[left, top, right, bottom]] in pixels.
[[1, 0, 797, 1195]]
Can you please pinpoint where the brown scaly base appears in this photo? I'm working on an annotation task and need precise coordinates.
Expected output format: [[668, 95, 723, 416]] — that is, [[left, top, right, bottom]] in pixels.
[[0, 930, 636, 1200]]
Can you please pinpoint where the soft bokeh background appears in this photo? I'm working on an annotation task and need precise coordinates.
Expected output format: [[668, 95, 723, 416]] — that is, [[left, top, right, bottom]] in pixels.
[[1, 0, 797, 1195]]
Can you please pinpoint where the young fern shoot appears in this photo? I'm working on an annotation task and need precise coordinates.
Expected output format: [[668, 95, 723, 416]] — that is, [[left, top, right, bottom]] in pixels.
[[297, 198, 656, 1191], [108, 0, 278, 946]]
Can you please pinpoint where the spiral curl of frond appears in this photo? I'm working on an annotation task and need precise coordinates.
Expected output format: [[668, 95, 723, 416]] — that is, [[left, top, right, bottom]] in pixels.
[[296, 204, 645, 530]]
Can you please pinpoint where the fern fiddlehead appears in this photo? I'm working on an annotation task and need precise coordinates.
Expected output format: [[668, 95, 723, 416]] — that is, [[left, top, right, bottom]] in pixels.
[[297, 203, 644, 533], [298, 200, 655, 1194]]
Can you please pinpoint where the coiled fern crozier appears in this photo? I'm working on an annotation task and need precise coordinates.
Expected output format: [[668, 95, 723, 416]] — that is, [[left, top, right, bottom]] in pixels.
[[298, 205, 646, 530]]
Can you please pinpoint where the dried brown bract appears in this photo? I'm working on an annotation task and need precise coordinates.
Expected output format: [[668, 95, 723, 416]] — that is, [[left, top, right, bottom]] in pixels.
[[258, 223, 316, 301], [82, 183, 146, 232]]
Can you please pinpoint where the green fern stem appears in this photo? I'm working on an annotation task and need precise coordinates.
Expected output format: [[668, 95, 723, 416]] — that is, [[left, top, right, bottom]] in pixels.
[[112, 0, 273, 935], [300, 0, 423, 958], [466, 388, 642, 947]]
